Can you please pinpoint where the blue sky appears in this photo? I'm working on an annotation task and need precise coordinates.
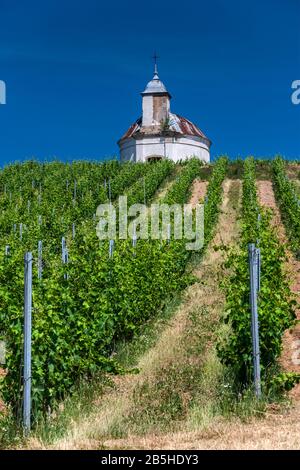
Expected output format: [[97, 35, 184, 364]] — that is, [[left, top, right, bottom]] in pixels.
[[0, 0, 299, 164]]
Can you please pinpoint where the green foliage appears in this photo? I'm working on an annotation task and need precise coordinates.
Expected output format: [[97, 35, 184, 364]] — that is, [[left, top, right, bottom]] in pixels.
[[0, 157, 226, 421], [217, 157, 296, 389], [162, 158, 202, 205], [270, 372, 300, 393], [110, 162, 152, 200], [272, 156, 300, 255], [204, 157, 228, 246], [0, 159, 122, 250], [0, 235, 190, 417], [160, 118, 171, 132], [126, 159, 174, 206]]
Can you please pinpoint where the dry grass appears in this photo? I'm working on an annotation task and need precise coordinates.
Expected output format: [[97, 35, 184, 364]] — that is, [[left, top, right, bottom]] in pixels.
[[103, 402, 300, 450], [286, 164, 300, 180]]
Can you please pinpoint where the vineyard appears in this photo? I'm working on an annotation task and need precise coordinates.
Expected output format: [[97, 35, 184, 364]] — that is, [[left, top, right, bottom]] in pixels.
[[1, 156, 300, 449]]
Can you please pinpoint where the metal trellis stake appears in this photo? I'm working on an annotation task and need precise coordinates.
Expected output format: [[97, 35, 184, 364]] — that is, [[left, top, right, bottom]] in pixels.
[[63, 248, 69, 280], [248, 243, 262, 399], [23, 252, 33, 434], [61, 237, 69, 279], [109, 239, 114, 258], [38, 241, 43, 280], [167, 223, 171, 244], [108, 178, 111, 203], [61, 236, 66, 262], [253, 245, 261, 285], [132, 222, 137, 256], [74, 180, 77, 200], [61, 237, 66, 263]]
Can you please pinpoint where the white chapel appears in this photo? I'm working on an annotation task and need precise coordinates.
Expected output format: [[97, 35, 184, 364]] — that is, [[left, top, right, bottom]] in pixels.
[[118, 62, 211, 163]]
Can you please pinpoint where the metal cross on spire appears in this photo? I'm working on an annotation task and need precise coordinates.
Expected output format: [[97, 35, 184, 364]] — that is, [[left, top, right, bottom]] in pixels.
[[152, 51, 159, 77]]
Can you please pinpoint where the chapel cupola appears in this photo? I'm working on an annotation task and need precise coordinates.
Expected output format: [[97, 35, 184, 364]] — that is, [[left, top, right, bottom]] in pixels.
[[141, 58, 171, 128]]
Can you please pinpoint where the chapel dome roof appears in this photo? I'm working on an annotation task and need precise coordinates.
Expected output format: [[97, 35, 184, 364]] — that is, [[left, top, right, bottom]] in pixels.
[[118, 113, 211, 145]]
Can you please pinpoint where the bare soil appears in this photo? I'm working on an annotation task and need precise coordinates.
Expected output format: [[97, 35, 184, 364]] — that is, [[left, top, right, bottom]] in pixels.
[[189, 179, 208, 208]]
